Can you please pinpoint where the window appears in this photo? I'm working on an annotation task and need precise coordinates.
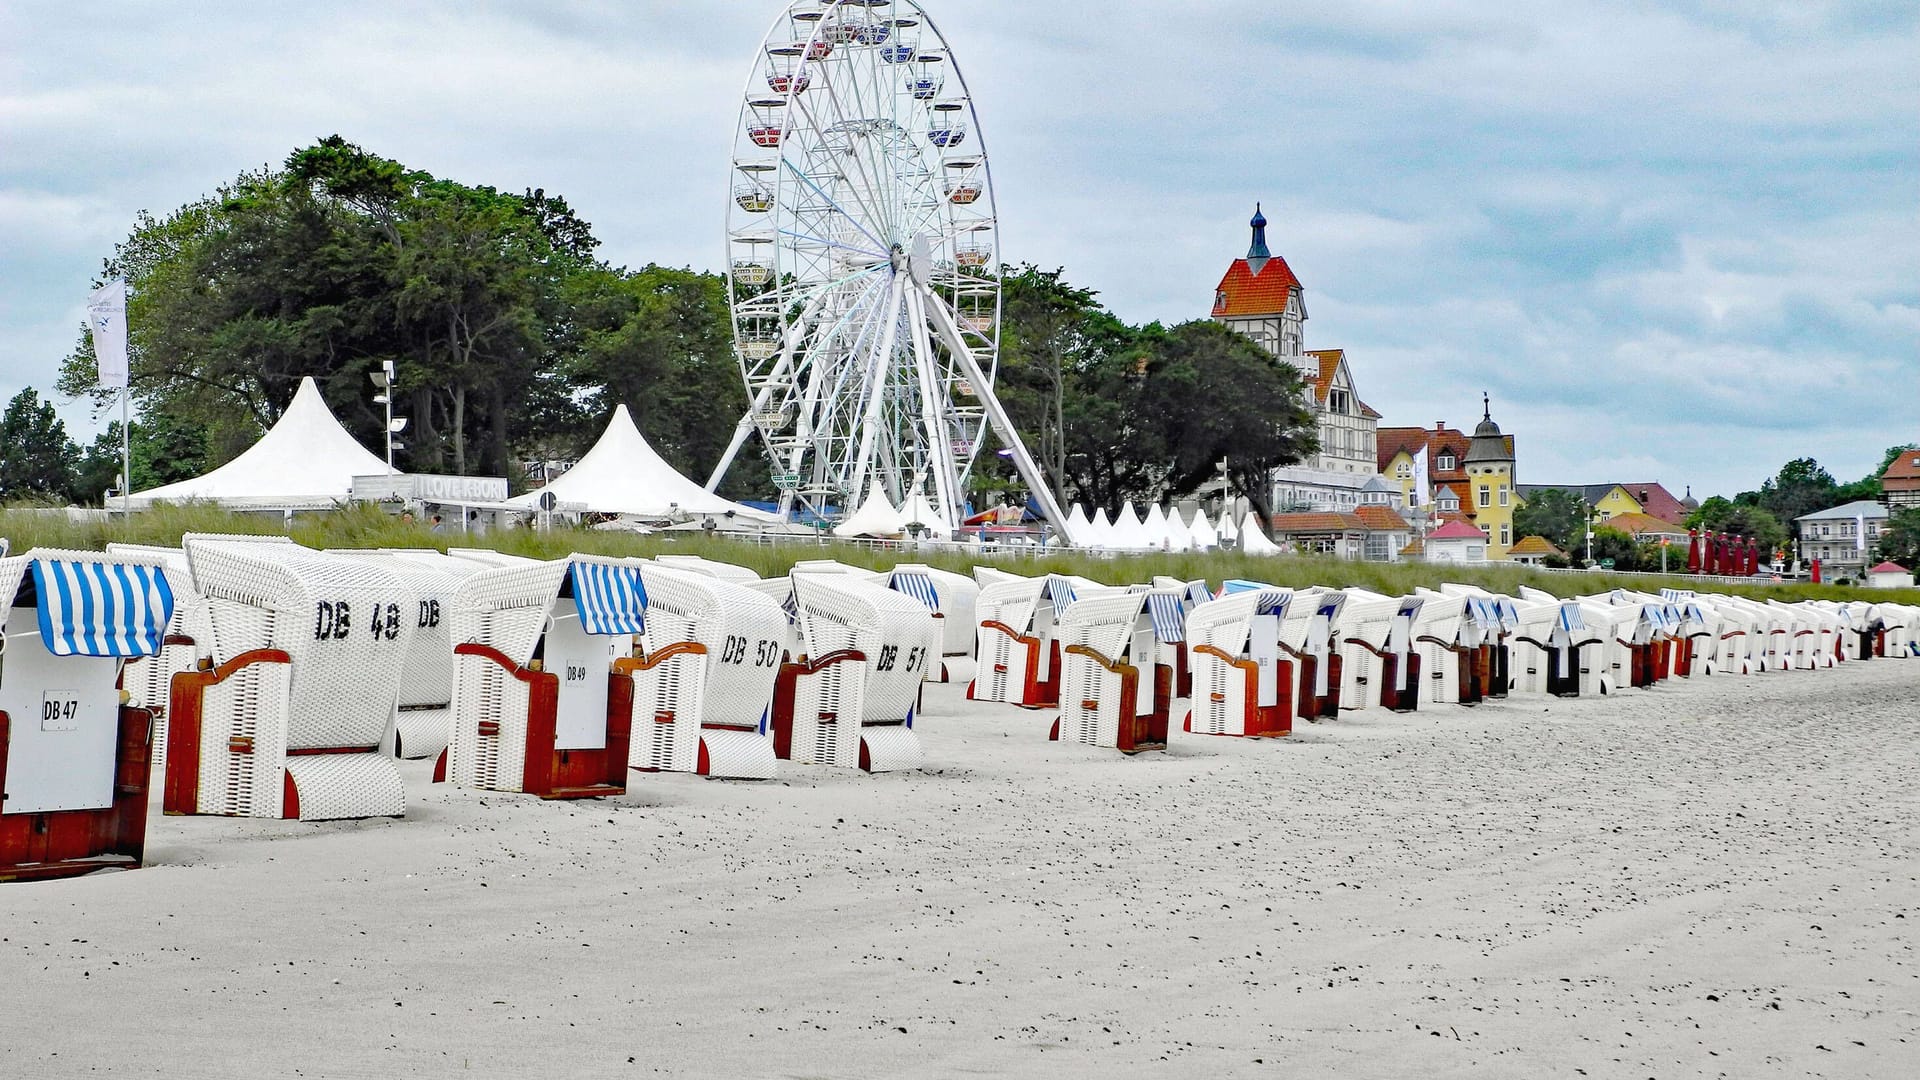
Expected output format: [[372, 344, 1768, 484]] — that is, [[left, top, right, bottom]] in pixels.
[[1500, 524, 1510, 545], [1478, 486, 1491, 508], [1499, 488, 1509, 507], [1329, 389, 1350, 415], [1437, 454, 1455, 471], [1215, 290, 1227, 310], [1397, 463, 1411, 478], [1481, 525, 1492, 540], [1439, 496, 1458, 512]]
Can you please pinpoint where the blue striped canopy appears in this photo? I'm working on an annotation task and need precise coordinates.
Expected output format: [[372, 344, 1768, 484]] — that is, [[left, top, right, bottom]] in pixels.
[[1043, 577, 1078, 619], [568, 562, 648, 636], [889, 570, 939, 612], [1256, 591, 1290, 619], [1145, 593, 1187, 643], [1558, 604, 1585, 633], [30, 558, 175, 658]]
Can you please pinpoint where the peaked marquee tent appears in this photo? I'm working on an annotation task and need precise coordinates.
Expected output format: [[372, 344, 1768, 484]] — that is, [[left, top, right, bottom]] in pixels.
[[128, 377, 389, 510], [509, 404, 776, 522]]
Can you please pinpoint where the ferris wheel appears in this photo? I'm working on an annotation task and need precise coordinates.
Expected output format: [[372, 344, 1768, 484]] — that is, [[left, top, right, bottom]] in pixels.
[[704, 0, 1069, 537]]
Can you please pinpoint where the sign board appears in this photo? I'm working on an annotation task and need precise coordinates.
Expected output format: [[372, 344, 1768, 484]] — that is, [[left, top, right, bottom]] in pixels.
[[0, 612, 120, 814], [1249, 613, 1282, 707], [351, 473, 510, 504], [544, 599, 616, 751], [1599, 559, 1616, 570], [539, 491, 559, 513]]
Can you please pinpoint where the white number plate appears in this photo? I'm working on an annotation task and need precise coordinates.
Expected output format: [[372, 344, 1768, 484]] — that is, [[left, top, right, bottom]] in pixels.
[[41, 691, 81, 732]]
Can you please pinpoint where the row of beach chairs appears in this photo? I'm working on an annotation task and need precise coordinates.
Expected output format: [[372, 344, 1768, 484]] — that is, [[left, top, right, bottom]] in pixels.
[[2, 534, 1914, 881]]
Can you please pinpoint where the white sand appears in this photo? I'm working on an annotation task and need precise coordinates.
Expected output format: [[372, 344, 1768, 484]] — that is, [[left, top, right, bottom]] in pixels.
[[2, 661, 1916, 1078]]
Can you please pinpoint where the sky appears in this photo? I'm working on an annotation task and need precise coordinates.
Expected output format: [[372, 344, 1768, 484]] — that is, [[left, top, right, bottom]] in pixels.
[[2, 0, 1915, 500]]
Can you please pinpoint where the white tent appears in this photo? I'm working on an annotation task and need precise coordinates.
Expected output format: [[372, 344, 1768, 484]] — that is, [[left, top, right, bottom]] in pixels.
[[509, 404, 775, 521], [898, 489, 950, 541], [129, 377, 389, 510], [1064, 504, 1092, 548], [833, 479, 909, 538], [1240, 512, 1281, 555], [1217, 510, 1240, 546], [1086, 507, 1117, 549], [1143, 504, 1185, 552], [1185, 508, 1217, 551], [1110, 501, 1151, 551]]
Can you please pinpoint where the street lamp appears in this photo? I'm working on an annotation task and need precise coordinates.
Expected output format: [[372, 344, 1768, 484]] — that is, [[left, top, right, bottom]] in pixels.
[[368, 360, 407, 476]]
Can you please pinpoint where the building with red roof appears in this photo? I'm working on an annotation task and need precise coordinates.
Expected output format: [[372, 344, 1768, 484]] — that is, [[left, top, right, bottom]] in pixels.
[[1212, 205, 1384, 517], [1882, 446, 1920, 509]]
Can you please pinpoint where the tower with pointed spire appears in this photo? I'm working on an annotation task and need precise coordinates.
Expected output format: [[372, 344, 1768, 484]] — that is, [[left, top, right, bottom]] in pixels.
[[1210, 204, 1385, 516], [1460, 392, 1517, 558]]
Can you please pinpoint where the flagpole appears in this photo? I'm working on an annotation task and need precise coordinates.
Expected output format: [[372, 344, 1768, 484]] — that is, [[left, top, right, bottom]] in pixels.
[[121, 387, 132, 520]]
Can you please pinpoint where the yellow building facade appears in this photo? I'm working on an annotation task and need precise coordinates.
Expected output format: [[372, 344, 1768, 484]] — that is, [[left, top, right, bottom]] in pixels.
[[1461, 399, 1517, 559]]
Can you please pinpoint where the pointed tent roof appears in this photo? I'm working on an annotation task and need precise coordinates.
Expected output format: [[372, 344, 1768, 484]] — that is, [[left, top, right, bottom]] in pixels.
[[510, 404, 775, 521], [1185, 508, 1217, 550], [1110, 501, 1150, 550], [832, 479, 908, 538], [1239, 513, 1281, 555], [1217, 510, 1239, 543], [1086, 507, 1116, 549], [898, 489, 949, 540], [1065, 503, 1092, 545], [129, 377, 388, 510], [1142, 504, 1180, 551]]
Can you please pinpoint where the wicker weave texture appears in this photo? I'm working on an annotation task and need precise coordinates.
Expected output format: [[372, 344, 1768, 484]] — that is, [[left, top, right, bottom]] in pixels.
[[793, 575, 938, 724]]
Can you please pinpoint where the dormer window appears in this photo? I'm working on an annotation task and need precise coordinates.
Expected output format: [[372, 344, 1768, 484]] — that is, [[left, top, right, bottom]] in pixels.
[[1329, 389, 1350, 415], [1214, 291, 1227, 310], [1436, 453, 1455, 471]]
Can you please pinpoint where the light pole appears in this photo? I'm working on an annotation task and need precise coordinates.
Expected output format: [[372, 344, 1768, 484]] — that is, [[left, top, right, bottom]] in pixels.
[[368, 361, 407, 477], [1585, 506, 1597, 567]]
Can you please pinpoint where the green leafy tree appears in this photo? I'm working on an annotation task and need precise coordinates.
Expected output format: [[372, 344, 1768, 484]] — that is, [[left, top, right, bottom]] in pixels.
[[73, 412, 210, 505], [1876, 507, 1920, 574], [1513, 487, 1589, 551], [1745, 457, 1840, 525], [0, 388, 79, 503], [996, 265, 1134, 499]]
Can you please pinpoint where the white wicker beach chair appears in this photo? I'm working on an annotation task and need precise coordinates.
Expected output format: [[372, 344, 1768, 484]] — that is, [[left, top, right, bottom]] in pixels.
[[1876, 602, 1918, 657], [105, 543, 210, 777], [445, 548, 540, 569], [970, 574, 1045, 705], [884, 564, 979, 683], [0, 547, 176, 881], [1333, 589, 1400, 712], [1572, 599, 1641, 695], [652, 554, 762, 583], [1507, 596, 1587, 696], [1343, 591, 1425, 712], [773, 574, 939, 772], [1050, 589, 1176, 752], [1701, 596, 1763, 675], [1271, 588, 1345, 718], [627, 564, 784, 779], [440, 555, 644, 799], [1185, 587, 1295, 737], [166, 536, 410, 821], [1408, 593, 1474, 706], [327, 549, 482, 761]]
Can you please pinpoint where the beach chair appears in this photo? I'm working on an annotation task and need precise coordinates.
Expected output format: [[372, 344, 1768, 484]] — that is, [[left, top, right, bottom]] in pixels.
[[1699, 597, 1760, 675], [1050, 589, 1176, 752], [1, 548, 175, 882], [1409, 593, 1479, 706], [1765, 601, 1828, 671], [774, 574, 939, 772], [1185, 587, 1295, 737], [884, 564, 978, 683], [165, 536, 411, 821], [968, 573, 1100, 708], [1276, 588, 1345, 718], [1151, 578, 1211, 697], [653, 554, 761, 583], [105, 544, 210, 777], [446, 548, 540, 569], [438, 556, 641, 799], [1877, 603, 1917, 657], [1334, 589, 1420, 712], [626, 564, 784, 779], [1572, 599, 1639, 695], [1508, 596, 1589, 696], [327, 549, 482, 761]]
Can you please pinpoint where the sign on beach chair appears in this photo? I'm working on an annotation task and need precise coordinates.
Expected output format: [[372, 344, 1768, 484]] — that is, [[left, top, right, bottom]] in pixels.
[[628, 564, 784, 779], [1050, 589, 1176, 753], [775, 574, 939, 772], [884, 564, 978, 683], [105, 543, 209, 779], [1, 548, 175, 882], [438, 556, 640, 799], [1185, 587, 1295, 738], [329, 549, 481, 761], [165, 536, 412, 821]]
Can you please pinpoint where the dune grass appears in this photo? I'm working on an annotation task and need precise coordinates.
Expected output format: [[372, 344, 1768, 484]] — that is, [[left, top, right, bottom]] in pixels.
[[3, 503, 1913, 604]]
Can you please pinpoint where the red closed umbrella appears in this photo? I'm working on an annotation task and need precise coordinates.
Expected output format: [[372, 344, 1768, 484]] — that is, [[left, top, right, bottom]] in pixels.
[[1687, 528, 1701, 574]]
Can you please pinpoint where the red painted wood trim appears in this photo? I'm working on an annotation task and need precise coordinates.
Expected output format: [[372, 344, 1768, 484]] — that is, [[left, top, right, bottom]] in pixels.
[[164, 648, 291, 816]]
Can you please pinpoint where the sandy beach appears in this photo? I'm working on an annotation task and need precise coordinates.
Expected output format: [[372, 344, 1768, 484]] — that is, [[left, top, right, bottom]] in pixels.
[[2, 659, 1915, 1079]]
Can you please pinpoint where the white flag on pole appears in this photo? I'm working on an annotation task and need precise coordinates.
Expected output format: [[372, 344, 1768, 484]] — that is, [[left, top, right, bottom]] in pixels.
[[1409, 437, 1430, 507], [87, 280, 129, 389], [1856, 513, 1867, 552]]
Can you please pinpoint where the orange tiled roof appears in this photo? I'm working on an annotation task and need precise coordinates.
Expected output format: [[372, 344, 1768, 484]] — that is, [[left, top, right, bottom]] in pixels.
[[1305, 349, 1342, 405], [1354, 505, 1409, 530], [1213, 256, 1302, 318], [1377, 427, 1430, 473], [1400, 537, 1425, 556], [1880, 449, 1920, 483], [1604, 512, 1688, 537], [1507, 535, 1563, 557], [1266, 511, 1365, 533]]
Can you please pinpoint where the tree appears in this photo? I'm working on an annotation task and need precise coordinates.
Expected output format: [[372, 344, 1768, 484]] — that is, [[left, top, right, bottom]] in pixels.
[[73, 412, 209, 506], [1687, 495, 1788, 559], [0, 388, 79, 502], [1513, 487, 1589, 551], [1747, 457, 1840, 525], [1837, 443, 1920, 503], [1877, 507, 1920, 573], [996, 265, 1133, 499]]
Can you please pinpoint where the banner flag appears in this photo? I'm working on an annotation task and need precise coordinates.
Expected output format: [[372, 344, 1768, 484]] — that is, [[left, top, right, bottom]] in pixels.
[[87, 280, 129, 389]]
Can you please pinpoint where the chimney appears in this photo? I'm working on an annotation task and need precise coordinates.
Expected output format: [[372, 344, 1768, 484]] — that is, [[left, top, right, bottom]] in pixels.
[[1435, 420, 1446, 433]]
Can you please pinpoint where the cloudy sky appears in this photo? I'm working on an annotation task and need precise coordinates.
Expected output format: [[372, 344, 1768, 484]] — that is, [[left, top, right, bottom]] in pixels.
[[3, 0, 1914, 498]]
